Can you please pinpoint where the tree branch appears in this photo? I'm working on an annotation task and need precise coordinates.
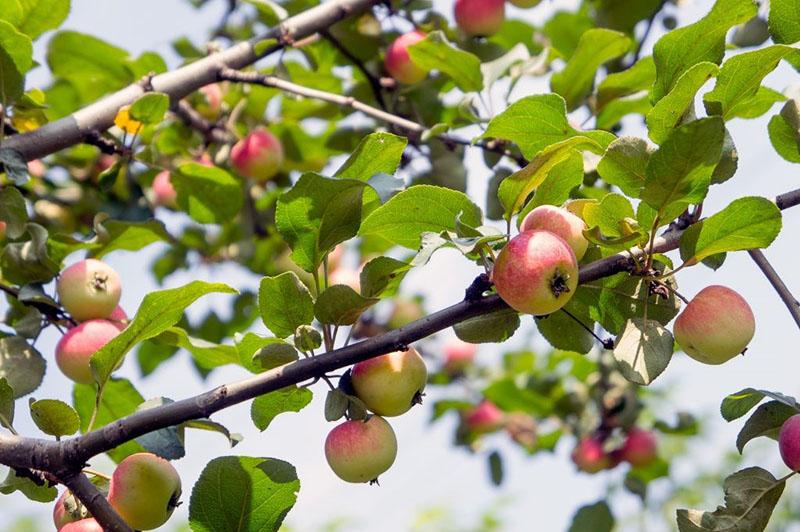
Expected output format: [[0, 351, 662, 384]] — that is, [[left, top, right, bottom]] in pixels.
[[0, 0, 382, 161], [171, 100, 234, 145], [61, 471, 133, 532], [748, 249, 800, 330], [319, 29, 387, 110]]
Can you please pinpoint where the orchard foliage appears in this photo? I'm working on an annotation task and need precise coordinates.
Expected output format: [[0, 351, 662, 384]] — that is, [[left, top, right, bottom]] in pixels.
[[0, 0, 799, 530]]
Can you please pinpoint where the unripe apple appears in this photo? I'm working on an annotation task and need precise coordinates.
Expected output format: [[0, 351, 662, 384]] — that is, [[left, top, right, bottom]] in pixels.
[[53, 489, 87, 530], [325, 415, 398, 483], [351, 347, 427, 416], [673, 285, 755, 365], [329, 267, 361, 292], [151, 170, 177, 208], [779, 414, 800, 471], [571, 437, 612, 473], [196, 83, 223, 120], [60, 519, 103, 532], [57, 259, 122, 322], [454, 0, 505, 37], [443, 338, 477, 373], [108, 452, 182, 530], [384, 30, 428, 85], [56, 319, 122, 383], [619, 427, 657, 468], [491, 230, 579, 315], [508, 0, 542, 7], [230, 128, 284, 182], [463, 400, 505, 433], [520, 205, 589, 260]]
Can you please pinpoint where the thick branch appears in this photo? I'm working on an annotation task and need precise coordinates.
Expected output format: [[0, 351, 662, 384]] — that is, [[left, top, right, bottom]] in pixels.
[[171, 100, 234, 145], [0, 0, 382, 161], [748, 249, 800, 330], [61, 471, 133, 532]]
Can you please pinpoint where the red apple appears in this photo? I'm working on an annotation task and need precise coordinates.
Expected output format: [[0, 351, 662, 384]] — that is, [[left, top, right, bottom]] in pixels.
[[351, 347, 427, 416], [325, 415, 398, 483], [491, 229, 579, 315], [56, 319, 122, 383], [463, 400, 505, 433], [520, 205, 589, 260], [57, 259, 122, 322], [779, 414, 800, 471], [53, 489, 88, 530], [571, 437, 612, 473], [673, 285, 755, 365], [152, 170, 177, 208], [384, 30, 428, 85], [454, 0, 505, 37], [619, 427, 657, 468], [230, 128, 284, 182], [60, 519, 103, 532], [108, 452, 182, 530], [443, 338, 477, 373]]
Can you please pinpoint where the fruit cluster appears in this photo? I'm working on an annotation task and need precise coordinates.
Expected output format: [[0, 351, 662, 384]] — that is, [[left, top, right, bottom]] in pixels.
[[572, 427, 659, 474], [53, 452, 181, 531]]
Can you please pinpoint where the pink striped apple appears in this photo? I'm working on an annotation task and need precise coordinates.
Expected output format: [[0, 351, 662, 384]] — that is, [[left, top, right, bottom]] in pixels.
[[325, 415, 397, 483], [57, 259, 122, 322], [520, 205, 589, 260], [384, 30, 428, 84], [491, 230, 578, 315], [454, 0, 505, 37], [56, 319, 122, 383], [673, 285, 755, 365], [230, 128, 284, 182], [108, 452, 182, 530], [53, 489, 87, 530], [351, 347, 427, 416]]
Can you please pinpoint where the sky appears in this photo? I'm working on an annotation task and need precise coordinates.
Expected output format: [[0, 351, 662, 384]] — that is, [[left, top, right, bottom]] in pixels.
[[3, 0, 800, 531]]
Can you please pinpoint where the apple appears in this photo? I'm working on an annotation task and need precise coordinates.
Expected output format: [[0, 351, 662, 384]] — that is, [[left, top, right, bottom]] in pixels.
[[571, 437, 612, 473], [508, 0, 542, 7], [673, 285, 755, 365], [0, 221, 6, 241], [454, 0, 505, 37], [779, 414, 800, 471], [443, 338, 477, 373], [351, 347, 427, 417], [53, 489, 87, 530], [463, 400, 505, 433], [325, 415, 397, 483], [491, 229, 579, 315], [57, 259, 122, 322], [56, 319, 122, 383], [619, 427, 657, 468], [109, 305, 128, 328], [329, 267, 361, 292], [520, 205, 589, 260], [196, 83, 223, 120], [230, 128, 284, 182], [108, 452, 182, 530], [60, 519, 103, 532], [152, 170, 177, 207], [384, 30, 428, 85]]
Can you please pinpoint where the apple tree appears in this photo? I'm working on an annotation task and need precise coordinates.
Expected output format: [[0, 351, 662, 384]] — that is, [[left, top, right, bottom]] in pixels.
[[0, 0, 799, 530]]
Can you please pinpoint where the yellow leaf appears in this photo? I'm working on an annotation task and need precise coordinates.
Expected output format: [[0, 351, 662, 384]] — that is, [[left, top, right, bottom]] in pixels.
[[114, 106, 142, 135]]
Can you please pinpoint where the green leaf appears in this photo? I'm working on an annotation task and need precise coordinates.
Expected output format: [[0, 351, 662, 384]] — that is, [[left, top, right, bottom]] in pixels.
[[594, 273, 681, 335], [0, 186, 29, 239], [583, 193, 636, 239], [676, 467, 785, 532], [153, 327, 240, 370], [73, 378, 145, 462], [314, 285, 378, 326], [334, 132, 407, 181], [293, 325, 321, 353], [769, 0, 800, 45], [0, 468, 57, 502], [679, 197, 782, 265], [0, 20, 32, 105], [499, 136, 603, 219], [721, 388, 799, 422], [324, 389, 349, 422], [172, 163, 243, 225], [704, 45, 798, 120], [597, 56, 656, 110], [252, 341, 299, 371], [612, 318, 674, 386], [407, 30, 482, 92], [183, 419, 242, 448], [569, 500, 614, 532], [91, 281, 236, 386], [641, 117, 725, 220], [15, 0, 71, 40], [0, 378, 14, 431], [453, 307, 520, 344], [537, 304, 594, 355], [0, 223, 60, 285], [129, 91, 170, 124], [736, 400, 797, 453], [360, 185, 482, 249], [0, 0, 23, 27], [251, 386, 312, 431], [359, 256, 411, 298], [276, 173, 368, 271], [89, 217, 172, 258], [521, 152, 584, 213], [189, 456, 299, 532], [651, 0, 757, 102], [768, 99, 800, 163], [258, 272, 314, 339], [550, 28, 631, 111], [133, 397, 185, 460], [29, 398, 79, 437], [481, 43, 530, 89], [481, 93, 614, 160], [647, 62, 719, 144], [0, 148, 30, 185], [596, 137, 650, 198], [0, 336, 45, 398]]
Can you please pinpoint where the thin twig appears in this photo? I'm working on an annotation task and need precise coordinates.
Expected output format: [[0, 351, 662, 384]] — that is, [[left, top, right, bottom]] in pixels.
[[320, 29, 387, 110], [748, 249, 800, 331]]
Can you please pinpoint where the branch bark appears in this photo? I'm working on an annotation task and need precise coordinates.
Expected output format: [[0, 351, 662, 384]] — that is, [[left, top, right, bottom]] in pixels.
[[61, 471, 133, 532], [0, 0, 382, 161], [748, 249, 800, 330]]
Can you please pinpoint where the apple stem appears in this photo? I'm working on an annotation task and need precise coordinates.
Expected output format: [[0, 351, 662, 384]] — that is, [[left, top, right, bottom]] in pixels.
[[558, 308, 614, 350]]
